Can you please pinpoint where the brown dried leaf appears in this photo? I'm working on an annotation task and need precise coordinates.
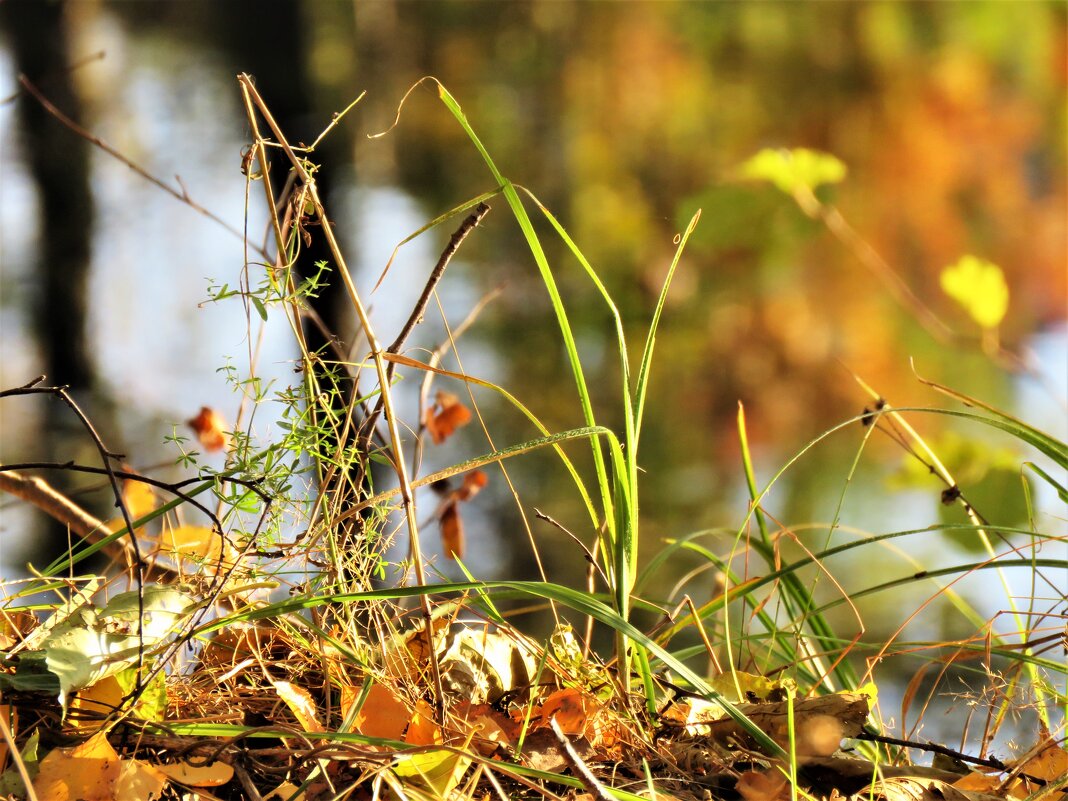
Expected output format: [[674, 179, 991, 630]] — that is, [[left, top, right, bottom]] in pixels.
[[440, 501, 464, 560], [425, 391, 472, 444]]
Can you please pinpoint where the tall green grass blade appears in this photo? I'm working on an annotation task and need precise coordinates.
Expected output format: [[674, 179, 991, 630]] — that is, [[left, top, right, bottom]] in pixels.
[[917, 378, 1068, 468], [633, 210, 700, 440]]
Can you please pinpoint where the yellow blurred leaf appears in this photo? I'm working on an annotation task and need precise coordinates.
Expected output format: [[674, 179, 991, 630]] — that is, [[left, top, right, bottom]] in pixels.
[[0, 705, 11, 767], [741, 148, 847, 195], [106, 478, 158, 536], [393, 747, 471, 798], [115, 758, 167, 801], [155, 760, 234, 787], [940, 255, 1009, 329], [122, 479, 157, 520], [158, 524, 237, 572]]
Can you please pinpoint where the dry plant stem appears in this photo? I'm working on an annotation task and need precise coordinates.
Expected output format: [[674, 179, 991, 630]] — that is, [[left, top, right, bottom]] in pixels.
[[422, 292, 563, 626], [794, 188, 953, 344], [0, 469, 134, 567], [237, 85, 362, 567], [0, 49, 105, 105], [1, 379, 150, 656], [411, 283, 504, 474], [547, 716, 614, 801], [0, 708, 38, 801], [386, 203, 491, 361], [238, 75, 445, 717], [0, 461, 252, 527], [17, 75, 259, 258]]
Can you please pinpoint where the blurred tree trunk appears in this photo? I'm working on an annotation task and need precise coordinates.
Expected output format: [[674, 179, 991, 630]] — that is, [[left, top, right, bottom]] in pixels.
[[2, 0, 113, 566], [4, 0, 94, 392]]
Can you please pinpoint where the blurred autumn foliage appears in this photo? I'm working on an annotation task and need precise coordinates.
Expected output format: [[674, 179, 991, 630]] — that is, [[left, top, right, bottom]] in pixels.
[[2, 0, 1064, 583]]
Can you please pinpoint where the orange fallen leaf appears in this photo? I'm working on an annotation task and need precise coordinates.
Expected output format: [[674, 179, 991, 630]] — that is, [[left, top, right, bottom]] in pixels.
[[187, 406, 230, 452], [539, 688, 592, 736], [425, 391, 472, 444], [404, 699, 443, 746], [538, 687, 620, 748], [348, 683, 410, 740]]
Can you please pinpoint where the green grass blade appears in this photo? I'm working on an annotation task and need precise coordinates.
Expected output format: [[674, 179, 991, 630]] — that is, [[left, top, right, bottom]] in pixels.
[[633, 210, 701, 440]]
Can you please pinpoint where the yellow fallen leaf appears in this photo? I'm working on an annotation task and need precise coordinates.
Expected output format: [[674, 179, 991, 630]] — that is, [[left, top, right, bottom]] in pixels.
[[34, 730, 121, 801], [70, 675, 124, 731], [393, 747, 471, 798], [115, 758, 167, 800], [273, 680, 324, 733]]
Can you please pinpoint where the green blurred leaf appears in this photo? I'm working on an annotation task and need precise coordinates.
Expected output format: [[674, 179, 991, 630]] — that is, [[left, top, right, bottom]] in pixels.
[[940, 255, 1009, 329], [740, 148, 847, 195]]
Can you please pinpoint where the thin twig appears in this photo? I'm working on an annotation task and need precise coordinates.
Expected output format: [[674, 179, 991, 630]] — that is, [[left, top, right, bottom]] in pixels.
[[547, 716, 615, 801], [361, 202, 492, 442]]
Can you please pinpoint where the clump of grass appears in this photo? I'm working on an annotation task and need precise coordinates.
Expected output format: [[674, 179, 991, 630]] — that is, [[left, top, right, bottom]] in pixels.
[[0, 76, 1063, 801]]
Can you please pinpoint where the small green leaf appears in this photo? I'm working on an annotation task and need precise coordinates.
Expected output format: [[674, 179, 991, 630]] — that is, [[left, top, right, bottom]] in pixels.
[[741, 148, 847, 195], [940, 255, 1009, 329], [249, 294, 269, 322]]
